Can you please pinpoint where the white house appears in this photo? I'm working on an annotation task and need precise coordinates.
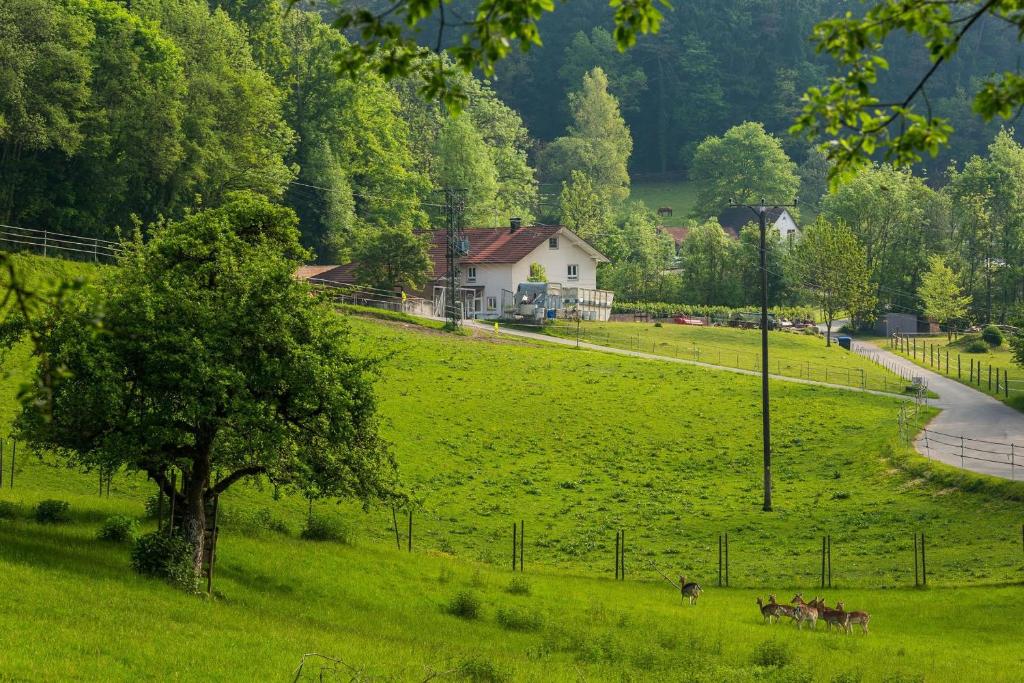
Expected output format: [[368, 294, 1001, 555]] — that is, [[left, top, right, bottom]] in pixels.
[[717, 206, 801, 240], [304, 220, 615, 321]]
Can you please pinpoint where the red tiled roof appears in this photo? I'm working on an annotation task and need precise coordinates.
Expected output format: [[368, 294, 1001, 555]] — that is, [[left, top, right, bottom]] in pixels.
[[657, 226, 690, 244], [295, 265, 339, 280], [298, 225, 594, 288]]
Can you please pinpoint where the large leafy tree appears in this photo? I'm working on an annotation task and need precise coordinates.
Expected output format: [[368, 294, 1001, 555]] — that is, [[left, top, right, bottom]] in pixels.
[[917, 255, 972, 338], [819, 164, 948, 314], [787, 218, 875, 345], [677, 220, 740, 306], [792, 0, 1024, 180], [944, 129, 1024, 323], [558, 170, 613, 244], [354, 226, 432, 293], [16, 193, 395, 579], [689, 122, 800, 219], [541, 67, 633, 205]]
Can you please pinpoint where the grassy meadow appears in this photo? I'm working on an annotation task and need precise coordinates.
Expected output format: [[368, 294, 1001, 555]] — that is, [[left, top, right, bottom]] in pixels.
[[630, 179, 699, 225], [888, 333, 1024, 412], [3, 254, 1024, 680], [540, 319, 912, 395]]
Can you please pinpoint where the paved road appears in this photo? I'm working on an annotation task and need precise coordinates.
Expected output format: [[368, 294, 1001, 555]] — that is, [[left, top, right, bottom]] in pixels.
[[852, 340, 1024, 480], [463, 320, 910, 400]]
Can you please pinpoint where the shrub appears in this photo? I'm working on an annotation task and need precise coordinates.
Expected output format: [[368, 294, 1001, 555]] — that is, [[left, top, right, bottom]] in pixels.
[[831, 490, 851, 500], [300, 514, 351, 542], [131, 531, 196, 592], [0, 500, 19, 520], [496, 606, 543, 631], [506, 576, 531, 595], [446, 591, 481, 619], [34, 499, 70, 524], [982, 324, 1004, 346], [97, 515, 140, 542], [966, 340, 988, 353], [751, 639, 792, 668], [226, 507, 290, 536], [803, 327, 819, 336], [457, 657, 509, 683]]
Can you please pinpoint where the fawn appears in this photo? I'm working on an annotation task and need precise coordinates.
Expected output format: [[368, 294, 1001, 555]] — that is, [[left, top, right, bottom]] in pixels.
[[835, 601, 870, 634], [680, 575, 702, 605], [757, 597, 787, 624]]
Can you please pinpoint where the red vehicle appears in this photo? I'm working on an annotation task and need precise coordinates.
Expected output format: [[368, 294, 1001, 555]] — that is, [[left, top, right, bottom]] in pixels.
[[673, 316, 705, 326]]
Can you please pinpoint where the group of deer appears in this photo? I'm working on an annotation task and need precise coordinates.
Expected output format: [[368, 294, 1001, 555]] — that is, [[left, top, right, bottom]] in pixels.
[[756, 593, 870, 634]]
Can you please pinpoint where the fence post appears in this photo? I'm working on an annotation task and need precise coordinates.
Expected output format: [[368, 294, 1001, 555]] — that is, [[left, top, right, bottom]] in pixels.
[[9, 440, 14, 489], [989, 365, 993, 391], [725, 532, 729, 587], [512, 521, 517, 571], [958, 354, 961, 379], [520, 520, 524, 573], [827, 535, 832, 588], [717, 534, 722, 587], [945, 349, 949, 374], [43, 230, 48, 257], [1005, 370, 1010, 399], [615, 531, 620, 580], [913, 533, 919, 586], [407, 510, 413, 552], [392, 508, 401, 550], [921, 532, 927, 586], [821, 536, 826, 588]]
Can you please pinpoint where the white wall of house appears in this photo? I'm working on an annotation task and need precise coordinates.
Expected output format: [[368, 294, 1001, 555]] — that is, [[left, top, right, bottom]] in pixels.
[[774, 211, 800, 239], [455, 230, 604, 319], [513, 233, 600, 289]]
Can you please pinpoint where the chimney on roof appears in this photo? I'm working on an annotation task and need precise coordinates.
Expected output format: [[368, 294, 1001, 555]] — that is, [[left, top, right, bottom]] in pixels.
[[510, 217, 522, 232]]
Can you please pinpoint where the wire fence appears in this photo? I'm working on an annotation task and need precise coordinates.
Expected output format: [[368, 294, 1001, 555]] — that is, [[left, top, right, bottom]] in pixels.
[[534, 320, 912, 395], [889, 332, 1022, 400], [0, 223, 121, 262]]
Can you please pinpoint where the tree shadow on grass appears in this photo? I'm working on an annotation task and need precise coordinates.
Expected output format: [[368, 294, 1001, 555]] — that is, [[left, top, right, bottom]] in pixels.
[[0, 521, 131, 580]]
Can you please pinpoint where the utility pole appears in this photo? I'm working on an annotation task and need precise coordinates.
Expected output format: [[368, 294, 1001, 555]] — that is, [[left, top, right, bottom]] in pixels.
[[443, 188, 467, 329], [731, 198, 796, 512]]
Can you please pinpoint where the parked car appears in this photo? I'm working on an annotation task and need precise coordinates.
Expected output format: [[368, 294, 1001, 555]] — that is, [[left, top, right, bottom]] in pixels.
[[673, 316, 705, 326]]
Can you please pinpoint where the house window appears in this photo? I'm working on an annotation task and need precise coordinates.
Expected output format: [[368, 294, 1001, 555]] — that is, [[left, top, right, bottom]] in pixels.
[[567, 264, 579, 281], [549, 237, 559, 249], [486, 296, 497, 311], [467, 266, 477, 282]]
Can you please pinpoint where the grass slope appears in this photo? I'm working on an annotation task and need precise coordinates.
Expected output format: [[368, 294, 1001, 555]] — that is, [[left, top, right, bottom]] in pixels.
[[3, 254, 1024, 680], [630, 180, 699, 226], [540, 319, 909, 395]]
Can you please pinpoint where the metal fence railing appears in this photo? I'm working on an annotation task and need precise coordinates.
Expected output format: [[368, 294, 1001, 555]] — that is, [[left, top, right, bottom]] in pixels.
[[0, 223, 121, 262]]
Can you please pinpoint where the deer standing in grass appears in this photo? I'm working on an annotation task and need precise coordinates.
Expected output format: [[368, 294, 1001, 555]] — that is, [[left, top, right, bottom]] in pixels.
[[757, 597, 787, 624], [836, 601, 870, 634], [768, 594, 798, 622], [811, 598, 851, 634], [680, 576, 702, 605], [791, 594, 819, 630]]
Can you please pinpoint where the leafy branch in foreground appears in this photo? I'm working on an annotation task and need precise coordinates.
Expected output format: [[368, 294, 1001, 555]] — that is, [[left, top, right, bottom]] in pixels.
[[312, 0, 669, 111], [792, 0, 1024, 181]]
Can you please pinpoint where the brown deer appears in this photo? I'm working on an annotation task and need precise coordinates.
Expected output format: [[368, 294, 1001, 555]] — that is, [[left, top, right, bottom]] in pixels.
[[811, 598, 851, 634], [792, 595, 818, 630], [835, 601, 870, 634], [768, 594, 798, 622], [679, 575, 702, 605], [757, 597, 786, 624]]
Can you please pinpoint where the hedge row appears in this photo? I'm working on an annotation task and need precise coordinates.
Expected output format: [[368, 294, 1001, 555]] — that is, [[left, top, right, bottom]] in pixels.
[[611, 301, 819, 321]]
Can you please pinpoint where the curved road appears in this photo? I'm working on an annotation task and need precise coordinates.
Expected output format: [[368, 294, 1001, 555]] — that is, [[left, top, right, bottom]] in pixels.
[[852, 340, 1024, 480]]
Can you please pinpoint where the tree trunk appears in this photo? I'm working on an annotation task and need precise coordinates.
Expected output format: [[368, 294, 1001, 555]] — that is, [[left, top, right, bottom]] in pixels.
[[182, 449, 211, 581], [825, 315, 833, 347]]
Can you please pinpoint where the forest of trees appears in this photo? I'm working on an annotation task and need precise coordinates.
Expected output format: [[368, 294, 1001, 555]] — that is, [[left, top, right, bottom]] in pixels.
[[3, 0, 1024, 328]]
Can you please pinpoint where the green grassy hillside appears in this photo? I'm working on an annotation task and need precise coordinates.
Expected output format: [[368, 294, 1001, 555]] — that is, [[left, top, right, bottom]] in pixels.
[[542, 319, 910, 394], [631, 179, 699, 225], [3, 253, 1024, 681]]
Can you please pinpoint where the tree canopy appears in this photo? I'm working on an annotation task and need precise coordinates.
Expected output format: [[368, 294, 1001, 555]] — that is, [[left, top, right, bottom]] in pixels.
[[16, 193, 396, 579]]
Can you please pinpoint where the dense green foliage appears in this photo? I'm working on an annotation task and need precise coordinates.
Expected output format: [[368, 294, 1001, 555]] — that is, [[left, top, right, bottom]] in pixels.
[[15, 195, 396, 578]]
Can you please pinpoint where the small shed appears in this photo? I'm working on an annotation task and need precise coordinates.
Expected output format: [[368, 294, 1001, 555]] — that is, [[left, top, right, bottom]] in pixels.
[[874, 313, 918, 337]]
